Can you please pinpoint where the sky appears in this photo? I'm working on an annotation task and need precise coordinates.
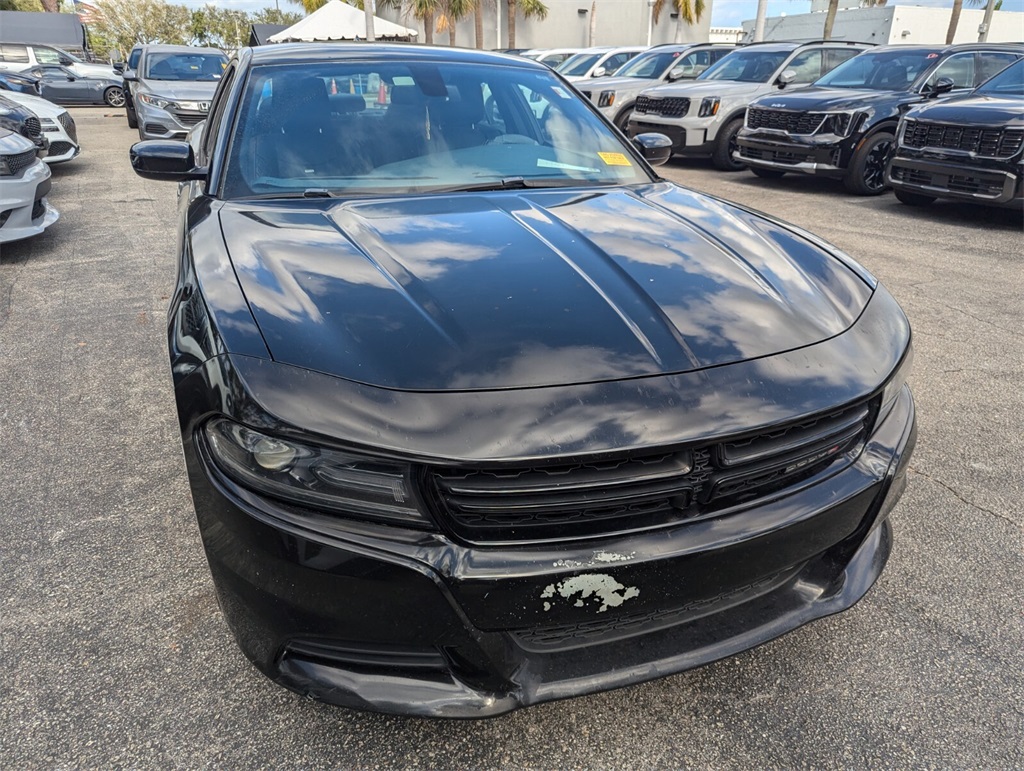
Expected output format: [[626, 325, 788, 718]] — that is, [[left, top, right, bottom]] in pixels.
[[172, 0, 1024, 31]]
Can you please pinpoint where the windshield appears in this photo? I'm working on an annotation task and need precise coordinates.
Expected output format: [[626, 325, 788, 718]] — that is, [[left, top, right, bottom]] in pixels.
[[975, 58, 1024, 96], [223, 61, 652, 199], [699, 49, 790, 83], [144, 52, 227, 81], [557, 53, 603, 77], [615, 49, 685, 79], [815, 49, 939, 91]]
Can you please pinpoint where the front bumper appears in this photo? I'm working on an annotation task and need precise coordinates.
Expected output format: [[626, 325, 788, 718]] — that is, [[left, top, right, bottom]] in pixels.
[[180, 377, 916, 718], [887, 153, 1023, 207], [627, 114, 719, 155], [136, 101, 208, 140], [0, 161, 59, 243], [735, 132, 853, 177], [40, 122, 79, 164]]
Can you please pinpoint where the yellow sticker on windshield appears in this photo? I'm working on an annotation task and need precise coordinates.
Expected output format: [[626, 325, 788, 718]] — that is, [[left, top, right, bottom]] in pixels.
[[598, 152, 632, 167]]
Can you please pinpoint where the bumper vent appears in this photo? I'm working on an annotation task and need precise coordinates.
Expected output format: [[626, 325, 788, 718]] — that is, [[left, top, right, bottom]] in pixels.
[[21, 116, 41, 139], [747, 108, 826, 135], [635, 95, 690, 118], [57, 112, 77, 143], [47, 141, 74, 157], [890, 164, 1006, 199], [428, 401, 875, 544], [902, 120, 1024, 158]]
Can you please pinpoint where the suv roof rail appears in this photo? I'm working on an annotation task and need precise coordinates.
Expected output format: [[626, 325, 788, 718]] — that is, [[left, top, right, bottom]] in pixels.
[[741, 39, 874, 47]]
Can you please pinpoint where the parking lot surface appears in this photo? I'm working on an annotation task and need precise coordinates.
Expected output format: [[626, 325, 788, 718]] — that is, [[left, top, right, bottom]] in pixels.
[[1, 108, 1021, 769]]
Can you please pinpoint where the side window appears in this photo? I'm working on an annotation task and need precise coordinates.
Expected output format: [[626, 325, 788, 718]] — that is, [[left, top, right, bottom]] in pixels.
[[0, 45, 29, 64], [926, 53, 975, 89], [824, 48, 860, 72], [976, 52, 1019, 84], [603, 53, 631, 74], [786, 50, 824, 83], [202, 65, 236, 161], [33, 47, 61, 65], [128, 48, 142, 70]]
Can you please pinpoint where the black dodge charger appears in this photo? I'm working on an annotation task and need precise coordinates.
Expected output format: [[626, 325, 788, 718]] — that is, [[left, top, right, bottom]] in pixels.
[[131, 44, 917, 717]]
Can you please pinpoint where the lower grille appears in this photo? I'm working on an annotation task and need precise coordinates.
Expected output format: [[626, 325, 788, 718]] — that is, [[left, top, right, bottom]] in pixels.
[[428, 401, 874, 544], [1, 148, 37, 177], [47, 141, 74, 157], [740, 145, 813, 165], [31, 198, 45, 221], [57, 111, 77, 143], [890, 164, 1006, 199], [635, 95, 690, 118]]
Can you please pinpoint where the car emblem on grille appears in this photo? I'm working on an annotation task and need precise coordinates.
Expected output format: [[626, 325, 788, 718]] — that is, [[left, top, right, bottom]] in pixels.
[[199, 102, 210, 112]]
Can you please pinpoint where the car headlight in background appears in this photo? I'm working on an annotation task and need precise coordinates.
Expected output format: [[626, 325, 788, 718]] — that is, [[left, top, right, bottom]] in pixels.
[[598, 90, 615, 108], [821, 112, 858, 137], [138, 92, 174, 110], [698, 97, 720, 118], [204, 418, 431, 527], [40, 118, 59, 133]]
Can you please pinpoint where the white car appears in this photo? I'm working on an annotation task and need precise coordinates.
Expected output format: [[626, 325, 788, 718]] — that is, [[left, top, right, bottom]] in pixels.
[[0, 128, 58, 244], [0, 43, 117, 80], [0, 90, 79, 163], [555, 46, 647, 82], [521, 48, 582, 68]]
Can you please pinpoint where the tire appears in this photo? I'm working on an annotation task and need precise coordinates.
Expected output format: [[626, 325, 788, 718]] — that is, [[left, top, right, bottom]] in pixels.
[[711, 117, 746, 171], [894, 189, 936, 207], [104, 86, 126, 108], [750, 167, 785, 180], [614, 107, 633, 133], [843, 131, 895, 195]]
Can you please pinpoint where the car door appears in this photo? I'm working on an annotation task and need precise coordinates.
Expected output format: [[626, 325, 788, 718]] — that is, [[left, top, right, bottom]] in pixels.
[[30, 66, 81, 103]]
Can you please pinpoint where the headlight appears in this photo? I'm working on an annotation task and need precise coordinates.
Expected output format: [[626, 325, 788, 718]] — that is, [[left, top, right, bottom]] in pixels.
[[138, 92, 174, 110], [41, 118, 59, 133], [598, 90, 615, 108], [698, 97, 720, 118], [877, 344, 913, 425], [821, 112, 858, 137], [204, 418, 431, 527]]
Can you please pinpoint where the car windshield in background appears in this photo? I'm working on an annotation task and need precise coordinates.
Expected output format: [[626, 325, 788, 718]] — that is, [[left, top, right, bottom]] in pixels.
[[557, 53, 603, 76], [615, 50, 683, 79], [815, 49, 939, 91], [224, 61, 652, 199], [699, 50, 790, 83], [975, 58, 1024, 96], [144, 53, 227, 81]]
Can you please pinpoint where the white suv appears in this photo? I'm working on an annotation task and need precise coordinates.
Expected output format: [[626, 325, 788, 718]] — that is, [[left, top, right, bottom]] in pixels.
[[627, 41, 869, 170]]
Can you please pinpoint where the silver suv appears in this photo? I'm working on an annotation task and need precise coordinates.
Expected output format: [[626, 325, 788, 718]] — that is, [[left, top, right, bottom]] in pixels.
[[627, 41, 870, 170], [579, 44, 735, 131]]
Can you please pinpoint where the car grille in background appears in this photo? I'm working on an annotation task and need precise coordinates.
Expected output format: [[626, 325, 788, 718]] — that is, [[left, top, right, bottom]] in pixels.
[[428, 401, 874, 544], [739, 145, 815, 165], [1, 148, 37, 177], [174, 113, 206, 126], [747, 108, 826, 135], [57, 112, 77, 143], [635, 95, 690, 118], [47, 141, 74, 157], [21, 116, 41, 139], [890, 164, 1006, 199], [902, 120, 1024, 158]]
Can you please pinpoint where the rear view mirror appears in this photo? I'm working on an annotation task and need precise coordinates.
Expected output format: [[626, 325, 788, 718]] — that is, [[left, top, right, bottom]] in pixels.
[[130, 141, 207, 182], [631, 133, 673, 167]]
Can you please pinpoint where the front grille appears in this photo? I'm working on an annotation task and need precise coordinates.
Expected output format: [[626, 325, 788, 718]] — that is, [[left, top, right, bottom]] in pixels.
[[635, 95, 690, 118], [57, 112, 77, 143], [47, 141, 73, 157], [1, 148, 37, 177], [174, 112, 206, 126], [890, 164, 1006, 198], [747, 108, 826, 135], [428, 401, 874, 544], [902, 119, 1024, 158], [739, 145, 813, 165], [21, 116, 41, 139], [31, 198, 45, 221]]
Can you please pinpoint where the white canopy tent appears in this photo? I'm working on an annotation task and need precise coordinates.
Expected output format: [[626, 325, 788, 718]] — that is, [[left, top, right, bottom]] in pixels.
[[267, 0, 417, 43]]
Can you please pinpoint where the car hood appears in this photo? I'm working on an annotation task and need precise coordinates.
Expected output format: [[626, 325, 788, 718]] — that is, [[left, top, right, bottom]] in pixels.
[[642, 80, 767, 100], [0, 90, 61, 118], [904, 93, 1024, 128], [138, 80, 219, 100], [219, 182, 873, 391], [584, 75, 657, 92], [74, 63, 118, 79], [752, 86, 907, 112]]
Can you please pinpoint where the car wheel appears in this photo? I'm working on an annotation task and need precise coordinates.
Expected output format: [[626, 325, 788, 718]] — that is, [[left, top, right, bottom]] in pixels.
[[614, 107, 633, 133], [844, 131, 895, 195], [711, 118, 746, 171], [104, 86, 126, 108], [894, 189, 936, 207], [750, 167, 786, 180]]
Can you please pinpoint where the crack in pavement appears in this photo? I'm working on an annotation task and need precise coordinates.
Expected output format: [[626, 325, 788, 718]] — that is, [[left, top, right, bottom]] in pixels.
[[909, 466, 1020, 530]]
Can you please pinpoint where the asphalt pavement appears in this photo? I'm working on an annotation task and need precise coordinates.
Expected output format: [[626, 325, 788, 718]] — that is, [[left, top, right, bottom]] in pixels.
[[1, 107, 1021, 769]]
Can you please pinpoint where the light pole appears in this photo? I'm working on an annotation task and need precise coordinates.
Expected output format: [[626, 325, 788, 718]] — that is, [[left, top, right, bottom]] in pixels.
[[646, 0, 656, 46]]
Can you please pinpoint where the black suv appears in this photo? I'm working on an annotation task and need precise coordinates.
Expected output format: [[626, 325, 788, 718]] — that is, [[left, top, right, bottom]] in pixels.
[[736, 44, 1024, 194], [887, 57, 1024, 208]]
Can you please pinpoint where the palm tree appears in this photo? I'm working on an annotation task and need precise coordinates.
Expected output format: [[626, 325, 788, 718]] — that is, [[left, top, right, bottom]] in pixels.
[[287, 0, 328, 13], [946, 0, 984, 44], [506, 0, 548, 50], [406, 0, 440, 44], [474, 0, 484, 49], [652, 0, 706, 43], [822, 0, 839, 39], [437, 0, 475, 45]]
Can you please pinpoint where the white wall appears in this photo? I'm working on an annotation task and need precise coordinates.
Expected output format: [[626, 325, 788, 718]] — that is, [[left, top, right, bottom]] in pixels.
[[379, 0, 713, 50], [740, 6, 1024, 45]]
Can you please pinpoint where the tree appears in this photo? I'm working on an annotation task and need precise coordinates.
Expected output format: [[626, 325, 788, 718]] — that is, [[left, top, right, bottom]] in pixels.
[[407, 0, 440, 45], [652, 0, 705, 43], [0, 0, 43, 10], [90, 0, 191, 58], [506, 0, 547, 49], [473, 0, 483, 48], [250, 8, 303, 25], [287, 0, 328, 12], [946, 0, 983, 44], [438, 0, 474, 45], [822, 0, 839, 39]]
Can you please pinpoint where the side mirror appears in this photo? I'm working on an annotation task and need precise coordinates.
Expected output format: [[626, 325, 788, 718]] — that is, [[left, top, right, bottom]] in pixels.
[[123, 73, 138, 82], [592, 66, 607, 78], [631, 132, 673, 167], [114, 62, 125, 73], [666, 67, 685, 82], [777, 69, 796, 88], [130, 141, 207, 182], [59, 56, 72, 66], [928, 77, 955, 97], [66, 75, 76, 82]]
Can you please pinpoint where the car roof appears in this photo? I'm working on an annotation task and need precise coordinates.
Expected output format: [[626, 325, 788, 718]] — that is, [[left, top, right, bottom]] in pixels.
[[246, 43, 552, 69], [142, 44, 227, 56]]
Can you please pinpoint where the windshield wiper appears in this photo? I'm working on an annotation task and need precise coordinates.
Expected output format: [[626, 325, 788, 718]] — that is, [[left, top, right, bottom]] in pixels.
[[430, 177, 614, 194]]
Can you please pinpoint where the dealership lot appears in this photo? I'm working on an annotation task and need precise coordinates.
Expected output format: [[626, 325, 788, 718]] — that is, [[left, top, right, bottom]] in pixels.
[[1, 107, 1021, 767]]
